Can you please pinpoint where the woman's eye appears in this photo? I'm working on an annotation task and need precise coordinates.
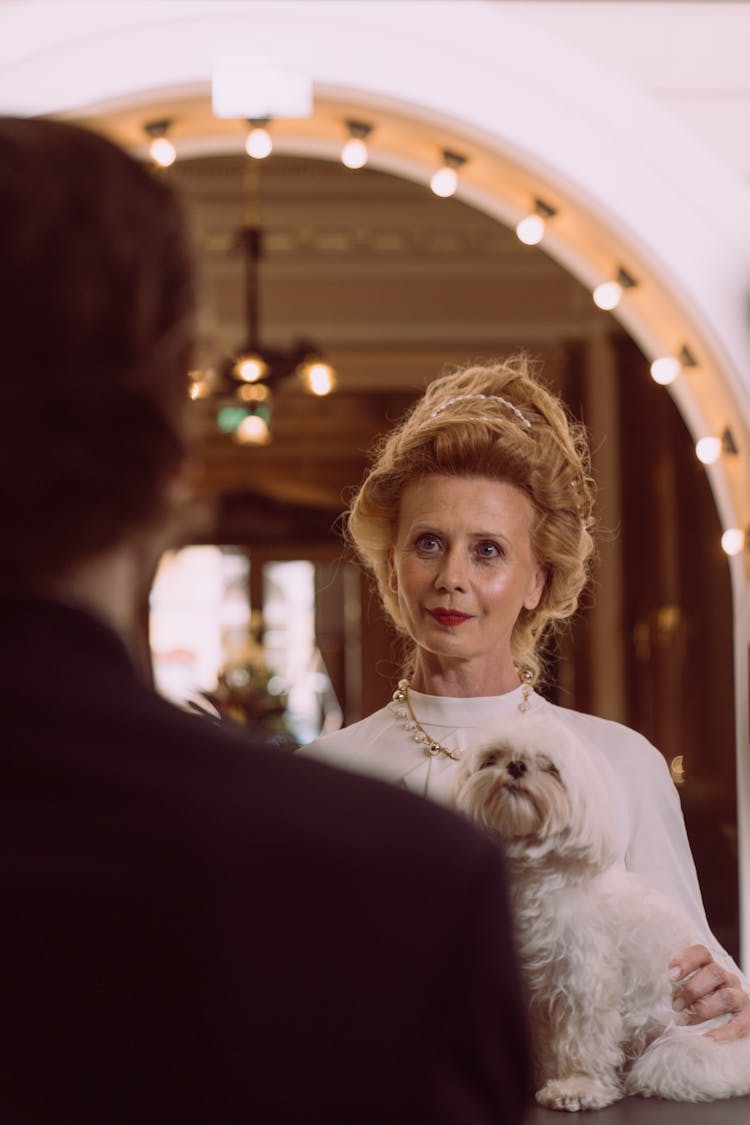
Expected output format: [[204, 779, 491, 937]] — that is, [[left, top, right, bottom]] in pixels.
[[415, 534, 441, 553], [475, 541, 502, 560]]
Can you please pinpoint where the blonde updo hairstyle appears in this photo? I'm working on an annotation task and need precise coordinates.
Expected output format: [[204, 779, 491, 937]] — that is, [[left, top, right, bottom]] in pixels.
[[347, 356, 596, 685]]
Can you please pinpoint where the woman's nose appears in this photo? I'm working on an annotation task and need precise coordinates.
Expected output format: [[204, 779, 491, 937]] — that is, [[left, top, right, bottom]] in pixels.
[[435, 548, 468, 591]]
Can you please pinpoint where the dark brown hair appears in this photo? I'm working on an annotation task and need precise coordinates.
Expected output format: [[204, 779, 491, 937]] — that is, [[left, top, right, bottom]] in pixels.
[[0, 116, 195, 579]]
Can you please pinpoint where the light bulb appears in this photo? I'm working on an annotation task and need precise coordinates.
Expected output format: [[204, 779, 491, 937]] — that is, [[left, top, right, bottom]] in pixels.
[[234, 355, 268, 383], [188, 379, 212, 400], [341, 137, 368, 170], [516, 214, 545, 246], [430, 166, 458, 198], [245, 127, 272, 159], [300, 361, 336, 396], [650, 356, 681, 386], [695, 436, 722, 465], [235, 413, 271, 444], [721, 528, 746, 556], [593, 281, 620, 312], [592, 281, 623, 311], [237, 383, 270, 402], [150, 136, 176, 168]]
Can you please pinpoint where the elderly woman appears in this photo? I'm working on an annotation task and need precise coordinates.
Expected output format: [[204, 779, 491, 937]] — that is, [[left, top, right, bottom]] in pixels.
[[302, 355, 750, 1041]]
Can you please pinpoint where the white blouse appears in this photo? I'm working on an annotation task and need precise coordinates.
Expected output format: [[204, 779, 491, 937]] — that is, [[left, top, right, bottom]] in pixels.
[[301, 685, 746, 985]]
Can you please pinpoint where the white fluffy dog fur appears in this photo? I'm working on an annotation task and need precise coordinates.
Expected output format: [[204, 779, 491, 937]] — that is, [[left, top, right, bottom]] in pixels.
[[454, 712, 750, 1111]]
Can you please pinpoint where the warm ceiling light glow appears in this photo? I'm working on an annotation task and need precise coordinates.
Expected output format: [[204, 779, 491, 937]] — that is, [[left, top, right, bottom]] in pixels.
[[234, 355, 268, 383], [342, 137, 368, 170], [187, 369, 214, 399], [341, 119, 373, 170], [430, 166, 458, 198], [235, 413, 271, 444], [430, 149, 467, 199], [144, 119, 176, 168], [245, 120, 272, 159], [593, 267, 636, 312], [516, 214, 545, 246], [149, 136, 176, 168], [300, 360, 336, 396], [188, 379, 212, 400], [721, 527, 746, 556], [237, 383, 270, 402], [593, 281, 623, 311], [515, 200, 556, 246], [695, 436, 722, 465], [650, 356, 682, 386]]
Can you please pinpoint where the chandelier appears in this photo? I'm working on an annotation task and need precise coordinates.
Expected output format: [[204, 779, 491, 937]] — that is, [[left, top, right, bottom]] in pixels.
[[190, 219, 336, 445]]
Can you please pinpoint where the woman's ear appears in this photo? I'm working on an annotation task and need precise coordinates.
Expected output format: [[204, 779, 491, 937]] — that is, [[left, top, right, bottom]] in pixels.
[[523, 562, 547, 612]]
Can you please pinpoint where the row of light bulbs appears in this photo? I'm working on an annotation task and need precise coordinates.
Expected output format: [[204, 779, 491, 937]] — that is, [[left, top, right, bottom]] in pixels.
[[146, 116, 748, 554], [145, 114, 464, 184]]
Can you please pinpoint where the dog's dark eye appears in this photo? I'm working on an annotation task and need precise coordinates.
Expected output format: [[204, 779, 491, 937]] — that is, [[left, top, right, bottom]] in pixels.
[[479, 751, 501, 770], [540, 758, 561, 779]]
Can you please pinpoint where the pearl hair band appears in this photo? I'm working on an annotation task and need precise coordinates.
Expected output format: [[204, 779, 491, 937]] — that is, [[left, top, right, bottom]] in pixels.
[[430, 393, 532, 428]]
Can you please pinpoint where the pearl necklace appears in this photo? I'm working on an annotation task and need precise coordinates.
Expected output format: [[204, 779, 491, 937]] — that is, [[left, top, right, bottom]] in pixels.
[[391, 671, 534, 762]]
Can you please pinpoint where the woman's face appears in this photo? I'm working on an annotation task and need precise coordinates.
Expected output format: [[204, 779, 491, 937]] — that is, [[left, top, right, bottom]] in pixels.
[[389, 474, 545, 692]]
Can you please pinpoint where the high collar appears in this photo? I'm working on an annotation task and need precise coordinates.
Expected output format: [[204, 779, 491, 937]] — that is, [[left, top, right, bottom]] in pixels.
[[382, 683, 544, 805], [404, 683, 541, 727]]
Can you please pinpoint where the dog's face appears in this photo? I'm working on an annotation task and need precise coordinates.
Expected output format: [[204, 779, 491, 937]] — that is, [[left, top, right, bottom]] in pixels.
[[454, 715, 619, 867]]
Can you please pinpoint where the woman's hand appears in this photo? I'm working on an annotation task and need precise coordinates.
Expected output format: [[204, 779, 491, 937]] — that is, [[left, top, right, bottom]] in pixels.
[[669, 944, 750, 1041]]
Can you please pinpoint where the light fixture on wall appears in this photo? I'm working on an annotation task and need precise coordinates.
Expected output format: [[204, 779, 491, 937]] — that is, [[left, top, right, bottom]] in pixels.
[[298, 361, 336, 396], [144, 118, 176, 168], [721, 526, 748, 557], [203, 222, 336, 445], [430, 149, 467, 198], [341, 119, 373, 170], [592, 266, 637, 311], [695, 426, 738, 466], [650, 345, 697, 386], [515, 198, 557, 246], [245, 117, 273, 159]]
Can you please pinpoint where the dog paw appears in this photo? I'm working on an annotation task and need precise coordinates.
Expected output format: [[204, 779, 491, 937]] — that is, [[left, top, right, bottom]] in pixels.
[[536, 1076, 621, 1111]]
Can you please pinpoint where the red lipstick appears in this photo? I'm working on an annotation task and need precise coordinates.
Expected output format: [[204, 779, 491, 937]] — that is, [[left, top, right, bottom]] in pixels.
[[429, 608, 473, 627]]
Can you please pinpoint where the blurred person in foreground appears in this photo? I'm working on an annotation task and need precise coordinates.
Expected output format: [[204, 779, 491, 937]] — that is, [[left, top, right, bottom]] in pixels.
[[0, 117, 530, 1125]]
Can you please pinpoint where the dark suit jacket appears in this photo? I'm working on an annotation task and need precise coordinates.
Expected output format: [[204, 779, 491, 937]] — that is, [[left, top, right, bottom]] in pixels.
[[1, 596, 530, 1124]]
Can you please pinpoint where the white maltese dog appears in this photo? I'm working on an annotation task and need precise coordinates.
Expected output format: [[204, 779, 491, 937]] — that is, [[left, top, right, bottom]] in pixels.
[[454, 712, 750, 1111]]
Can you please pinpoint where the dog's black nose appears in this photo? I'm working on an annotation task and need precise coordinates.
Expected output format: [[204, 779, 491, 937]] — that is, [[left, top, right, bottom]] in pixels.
[[507, 760, 527, 780]]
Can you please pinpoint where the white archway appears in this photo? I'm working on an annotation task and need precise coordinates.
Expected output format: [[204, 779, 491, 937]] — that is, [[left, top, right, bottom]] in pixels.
[[2, 0, 749, 963]]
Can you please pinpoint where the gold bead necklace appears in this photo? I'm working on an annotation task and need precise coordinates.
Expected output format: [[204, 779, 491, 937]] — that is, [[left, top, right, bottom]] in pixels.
[[391, 670, 534, 762]]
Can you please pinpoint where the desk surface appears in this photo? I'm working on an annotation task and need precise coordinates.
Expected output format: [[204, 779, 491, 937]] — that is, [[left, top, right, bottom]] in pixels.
[[526, 1095, 750, 1123]]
